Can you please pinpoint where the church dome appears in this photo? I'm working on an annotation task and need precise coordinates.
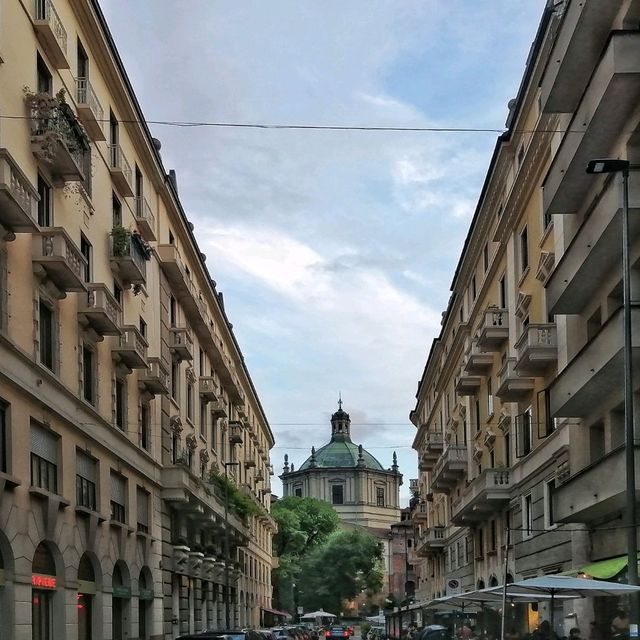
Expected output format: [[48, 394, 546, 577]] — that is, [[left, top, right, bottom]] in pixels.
[[299, 439, 384, 471]]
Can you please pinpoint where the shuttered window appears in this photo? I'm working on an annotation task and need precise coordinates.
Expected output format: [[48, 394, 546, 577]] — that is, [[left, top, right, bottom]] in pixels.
[[76, 451, 97, 510], [137, 487, 149, 534], [110, 471, 126, 523], [30, 423, 58, 492]]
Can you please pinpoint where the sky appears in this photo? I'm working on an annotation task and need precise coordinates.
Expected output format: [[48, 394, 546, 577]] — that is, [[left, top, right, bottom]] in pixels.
[[100, 0, 546, 503]]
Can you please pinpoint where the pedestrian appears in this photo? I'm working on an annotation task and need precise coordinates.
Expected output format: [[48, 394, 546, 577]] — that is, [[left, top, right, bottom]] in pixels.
[[611, 610, 630, 637], [588, 622, 605, 640]]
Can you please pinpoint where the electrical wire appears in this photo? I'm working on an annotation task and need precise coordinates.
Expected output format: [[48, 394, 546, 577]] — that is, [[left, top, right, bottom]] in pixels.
[[0, 113, 590, 135]]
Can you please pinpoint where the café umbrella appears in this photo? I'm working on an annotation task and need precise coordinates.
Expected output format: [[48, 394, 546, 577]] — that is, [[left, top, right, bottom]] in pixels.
[[489, 575, 640, 635]]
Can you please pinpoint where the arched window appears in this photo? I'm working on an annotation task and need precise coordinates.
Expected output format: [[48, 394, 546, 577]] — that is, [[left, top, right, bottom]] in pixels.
[[32, 543, 58, 640], [77, 554, 96, 640]]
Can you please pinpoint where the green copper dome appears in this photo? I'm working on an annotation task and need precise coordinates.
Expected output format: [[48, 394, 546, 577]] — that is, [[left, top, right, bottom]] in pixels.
[[299, 439, 384, 471]]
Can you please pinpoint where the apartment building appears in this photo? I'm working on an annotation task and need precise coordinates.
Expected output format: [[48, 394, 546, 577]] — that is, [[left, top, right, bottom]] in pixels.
[[410, 0, 640, 633], [0, 1, 275, 639]]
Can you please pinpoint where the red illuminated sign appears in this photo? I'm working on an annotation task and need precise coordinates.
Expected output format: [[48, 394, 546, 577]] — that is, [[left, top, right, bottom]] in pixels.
[[32, 574, 56, 589]]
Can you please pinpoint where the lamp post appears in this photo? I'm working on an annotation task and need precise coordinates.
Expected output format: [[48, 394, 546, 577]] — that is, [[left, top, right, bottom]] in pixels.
[[586, 159, 638, 631], [223, 461, 240, 629]]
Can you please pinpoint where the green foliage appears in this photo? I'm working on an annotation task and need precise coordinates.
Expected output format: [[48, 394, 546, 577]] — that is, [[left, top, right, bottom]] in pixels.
[[111, 225, 131, 257], [361, 623, 372, 638], [206, 469, 260, 521], [272, 496, 340, 557], [299, 529, 384, 614]]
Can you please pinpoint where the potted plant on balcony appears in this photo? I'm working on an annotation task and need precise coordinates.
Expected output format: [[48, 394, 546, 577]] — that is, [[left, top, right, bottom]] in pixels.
[[111, 225, 131, 257]]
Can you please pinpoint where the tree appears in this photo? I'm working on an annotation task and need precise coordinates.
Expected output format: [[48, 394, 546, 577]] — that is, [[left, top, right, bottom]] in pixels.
[[299, 529, 384, 615], [272, 496, 340, 557]]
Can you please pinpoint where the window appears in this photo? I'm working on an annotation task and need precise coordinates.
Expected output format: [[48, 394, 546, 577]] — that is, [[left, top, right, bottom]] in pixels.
[[505, 432, 511, 467], [499, 274, 507, 308], [471, 275, 477, 300], [80, 235, 92, 283], [135, 165, 143, 200], [544, 209, 553, 231], [187, 380, 194, 422], [465, 536, 472, 564], [483, 244, 489, 272], [115, 377, 126, 430], [475, 399, 480, 433], [37, 174, 52, 227], [109, 111, 119, 146], [112, 192, 122, 227], [36, 53, 52, 94], [77, 39, 89, 78], [490, 520, 497, 552], [39, 298, 55, 371], [517, 407, 532, 457], [487, 378, 493, 416], [171, 361, 180, 400], [170, 296, 177, 327], [76, 450, 97, 510], [476, 528, 484, 559], [136, 487, 149, 534], [331, 484, 344, 505], [169, 230, 175, 245], [110, 471, 126, 523], [0, 403, 6, 473], [519, 226, 529, 274], [30, 423, 58, 492], [523, 493, 533, 537], [199, 348, 205, 376], [211, 418, 218, 453], [294, 487, 302, 497], [140, 402, 150, 452], [517, 144, 525, 166], [82, 344, 95, 405], [544, 479, 556, 529], [139, 317, 147, 340], [113, 282, 122, 305], [376, 487, 385, 507], [172, 433, 180, 464], [457, 541, 463, 566], [200, 402, 207, 438]]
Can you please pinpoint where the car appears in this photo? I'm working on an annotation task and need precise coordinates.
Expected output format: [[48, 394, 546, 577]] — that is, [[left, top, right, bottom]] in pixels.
[[177, 630, 247, 640], [418, 625, 450, 640], [325, 627, 351, 639], [257, 630, 278, 640]]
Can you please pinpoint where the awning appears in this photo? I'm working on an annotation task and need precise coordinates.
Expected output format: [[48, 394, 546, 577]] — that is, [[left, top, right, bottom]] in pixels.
[[261, 607, 290, 617], [580, 555, 630, 580]]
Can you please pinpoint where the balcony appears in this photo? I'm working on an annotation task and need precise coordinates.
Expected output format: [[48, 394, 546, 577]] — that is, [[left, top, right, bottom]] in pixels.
[[210, 400, 227, 418], [244, 455, 256, 470], [78, 283, 122, 336], [420, 430, 444, 472], [32, 228, 87, 294], [550, 307, 640, 419], [30, 103, 87, 183], [109, 231, 147, 285], [496, 357, 534, 402], [455, 370, 482, 397], [546, 173, 640, 315], [451, 469, 512, 526], [112, 325, 148, 370], [139, 357, 170, 396], [169, 327, 194, 362], [199, 376, 218, 402], [553, 446, 640, 523], [413, 501, 428, 522], [109, 144, 134, 197], [476, 308, 509, 351], [463, 342, 494, 375], [228, 420, 244, 445], [543, 32, 640, 217], [540, 0, 625, 114], [135, 196, 156, 241], [32, 0, 69, 69], [515, 324, 558, 375], [431, 445, 467, 494], [75, 78, 105, 141], [0, 149, 39, 234], [416, 527, 446, 557], [157, 244, 190, 291]]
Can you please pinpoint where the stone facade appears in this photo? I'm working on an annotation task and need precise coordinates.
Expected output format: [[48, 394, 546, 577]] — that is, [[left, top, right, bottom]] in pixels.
[[0, 1, 275, 639]]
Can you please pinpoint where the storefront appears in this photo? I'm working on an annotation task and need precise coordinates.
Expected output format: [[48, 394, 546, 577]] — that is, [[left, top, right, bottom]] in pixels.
[[77, 554, 97, 640], [112, 562, 131, 640], [138, 568, 153, 640], [32, 543, 59, 640]]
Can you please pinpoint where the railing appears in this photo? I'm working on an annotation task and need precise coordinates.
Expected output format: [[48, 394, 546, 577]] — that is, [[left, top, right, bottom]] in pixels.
[[110, 233, 147, 278], [34, 0, 67, 54], [85, 284, 122, 328], [146, 357, 170, 388], [75, 77, 103, 122], [135, 195, 155, 227], [38, 228, 85, 282], [0, 150, 37, 220], [120, 326, 148, 360], [170, 327, 193, 352], [109, 144, 133, 187], [515, 323, 558, 351], [483, 308, 508, 329], [433, 444, 467, 480], [199, 376, 217, 396], [499, 357, 517, 386], [426, 431, 444, 447]]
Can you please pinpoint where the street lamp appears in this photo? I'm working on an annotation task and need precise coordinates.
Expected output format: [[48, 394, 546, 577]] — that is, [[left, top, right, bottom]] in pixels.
[[586, 159, 638, 628], [223, 461, 240, 629]]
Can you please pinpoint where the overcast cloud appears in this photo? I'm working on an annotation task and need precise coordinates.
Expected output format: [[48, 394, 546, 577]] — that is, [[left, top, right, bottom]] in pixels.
[[101, 0, 546, 501]]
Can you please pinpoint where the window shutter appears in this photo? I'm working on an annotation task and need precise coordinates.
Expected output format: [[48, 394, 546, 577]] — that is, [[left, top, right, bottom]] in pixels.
[[515, 413, 525, 458], [137, 488, 149, 526], [110, 472, 126, 505], [76, 451, 96, 482], [31, 423, 58, 463]]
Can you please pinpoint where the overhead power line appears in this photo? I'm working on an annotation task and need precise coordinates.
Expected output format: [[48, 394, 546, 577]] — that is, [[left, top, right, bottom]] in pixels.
[[0, 113, 589, 135]]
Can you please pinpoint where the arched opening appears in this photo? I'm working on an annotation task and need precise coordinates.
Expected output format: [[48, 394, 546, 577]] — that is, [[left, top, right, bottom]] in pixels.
[[489, 575, 499, 588], [0, 530, 14, 640], [477, 579, 485, 590], [77, 554, 96, 640], [112, 561, 131, 640], [138, 567, 153, 640], [32, 542, 63, 640], [506, 573, 514, 584]]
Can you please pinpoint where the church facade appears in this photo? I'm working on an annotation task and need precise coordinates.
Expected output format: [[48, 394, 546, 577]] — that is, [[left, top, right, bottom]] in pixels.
[[280, 402, 402, 530]]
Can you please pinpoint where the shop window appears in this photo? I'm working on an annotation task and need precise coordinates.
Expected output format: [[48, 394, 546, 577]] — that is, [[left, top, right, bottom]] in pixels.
[[77, 553, 95, 640], [76, 450, 97, 510], [110, 471, 127, 523], [30, 423, 58, 493], [32, 542, 57, 640]]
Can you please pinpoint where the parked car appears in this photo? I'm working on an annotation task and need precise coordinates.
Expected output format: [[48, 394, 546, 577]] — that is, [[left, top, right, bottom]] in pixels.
[[177, 631, 246, 640], [325, 627, 351, 639], [257, 630, 278, 640], [418, 625, 450, 640]]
